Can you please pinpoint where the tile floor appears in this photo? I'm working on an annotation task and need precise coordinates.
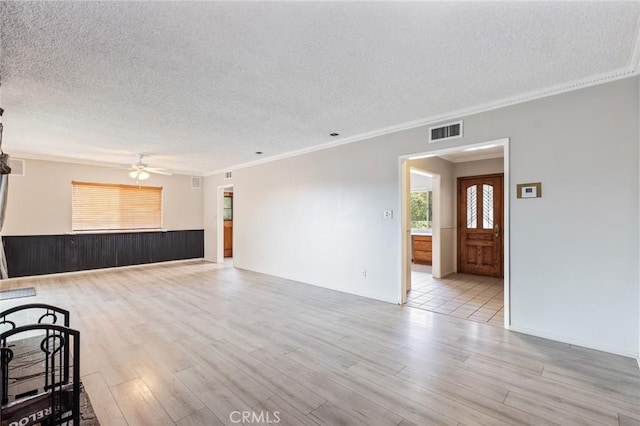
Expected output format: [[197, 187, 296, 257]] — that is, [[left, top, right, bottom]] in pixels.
[[407, 263, 504, 326]]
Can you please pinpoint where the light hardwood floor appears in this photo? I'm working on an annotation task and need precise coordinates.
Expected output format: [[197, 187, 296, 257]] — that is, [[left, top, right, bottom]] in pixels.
[[1, 260, 639, 425]]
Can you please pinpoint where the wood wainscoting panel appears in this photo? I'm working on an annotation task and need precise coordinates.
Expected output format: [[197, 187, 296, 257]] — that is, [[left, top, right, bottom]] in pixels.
[[3, 230, 204, 278]]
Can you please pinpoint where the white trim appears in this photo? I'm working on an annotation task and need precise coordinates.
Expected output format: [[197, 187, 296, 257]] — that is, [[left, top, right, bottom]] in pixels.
[[8, 151, 202, 177], [503, 139, 511, 329], [207, 69, 637, 176], [410, 168, 433, 178], [398, 159, 409, 303], [65, 228, 165, 235], [431, 173, 442, 280], [234, 266, 398, 305], [509, 325, 638, 360], [428, 120, 463, 143], [8, 68, 637, 178], [631, 13, 640, 72]]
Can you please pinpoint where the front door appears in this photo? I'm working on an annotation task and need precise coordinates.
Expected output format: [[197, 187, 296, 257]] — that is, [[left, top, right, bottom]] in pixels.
[[457, 174, 503, 277]]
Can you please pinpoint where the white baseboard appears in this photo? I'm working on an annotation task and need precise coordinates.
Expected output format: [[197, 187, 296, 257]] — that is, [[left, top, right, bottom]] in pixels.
[[508, 325, 638, 361], [232, 266, 398, 305]]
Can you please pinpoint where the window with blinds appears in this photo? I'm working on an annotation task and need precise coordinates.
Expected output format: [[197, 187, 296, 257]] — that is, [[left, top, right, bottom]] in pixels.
[[72, 181, 162, 231]]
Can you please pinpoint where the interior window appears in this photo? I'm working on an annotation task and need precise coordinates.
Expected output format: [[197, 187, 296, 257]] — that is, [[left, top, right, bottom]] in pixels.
[[223, 193, 233, 220], [482, 184, 494, 229], [466, 185, 477, 229], [410, 190, 433, 230]]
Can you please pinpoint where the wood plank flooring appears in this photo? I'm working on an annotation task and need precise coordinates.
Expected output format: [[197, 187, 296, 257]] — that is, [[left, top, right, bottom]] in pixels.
[[1, 260, 639, 425]]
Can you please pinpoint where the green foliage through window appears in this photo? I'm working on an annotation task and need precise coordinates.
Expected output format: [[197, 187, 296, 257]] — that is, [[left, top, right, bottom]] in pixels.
[[411, 191, 433, 229]]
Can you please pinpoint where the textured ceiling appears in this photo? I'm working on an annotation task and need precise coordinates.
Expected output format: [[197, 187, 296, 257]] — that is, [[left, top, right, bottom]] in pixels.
[[1, 1, 639, 175]]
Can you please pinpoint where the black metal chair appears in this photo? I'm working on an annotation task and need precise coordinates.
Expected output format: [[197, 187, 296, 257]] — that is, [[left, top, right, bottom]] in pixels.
[[1, 305, 80, 425]]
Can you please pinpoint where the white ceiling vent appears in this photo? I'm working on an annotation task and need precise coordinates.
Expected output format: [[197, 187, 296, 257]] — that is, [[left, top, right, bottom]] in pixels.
[[191, 176, 202, 189], [429, 120, 463, 143], [8, 158, 25, 176], [224, 171, 232, 180]]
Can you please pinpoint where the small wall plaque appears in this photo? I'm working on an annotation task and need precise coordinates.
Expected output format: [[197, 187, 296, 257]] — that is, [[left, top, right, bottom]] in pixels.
[[517, 182, 542, 199]]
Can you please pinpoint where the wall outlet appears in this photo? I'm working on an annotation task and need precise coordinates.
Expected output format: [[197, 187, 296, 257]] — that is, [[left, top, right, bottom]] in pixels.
[[361, 269, 367, 278], [383, 209, 393, 219]]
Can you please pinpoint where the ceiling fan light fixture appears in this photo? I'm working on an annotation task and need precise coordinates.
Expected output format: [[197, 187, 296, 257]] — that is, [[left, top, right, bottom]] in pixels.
[[129, 169, 150, 181]]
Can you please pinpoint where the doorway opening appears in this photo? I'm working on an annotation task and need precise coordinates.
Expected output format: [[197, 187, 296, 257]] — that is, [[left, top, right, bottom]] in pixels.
[[400, 138, 511, 328], [217, 184, 234, 267]]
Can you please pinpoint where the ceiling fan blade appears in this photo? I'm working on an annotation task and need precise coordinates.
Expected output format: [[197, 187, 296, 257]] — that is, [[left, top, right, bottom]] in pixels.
[[145, 167, 173, 176]]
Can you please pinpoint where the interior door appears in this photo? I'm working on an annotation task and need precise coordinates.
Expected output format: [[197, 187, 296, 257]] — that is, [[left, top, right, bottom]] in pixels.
[[223, 192, 233, 258], [458, 174, 503, 277]]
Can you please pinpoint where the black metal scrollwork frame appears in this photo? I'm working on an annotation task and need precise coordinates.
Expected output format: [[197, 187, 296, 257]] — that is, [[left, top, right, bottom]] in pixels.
[[0, 305, 79, 425]]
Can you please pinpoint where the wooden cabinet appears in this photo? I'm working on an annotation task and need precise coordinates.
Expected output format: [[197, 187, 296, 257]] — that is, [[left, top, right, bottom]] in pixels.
[[224, 220, 233, 257], [412, 235, 432, 265]]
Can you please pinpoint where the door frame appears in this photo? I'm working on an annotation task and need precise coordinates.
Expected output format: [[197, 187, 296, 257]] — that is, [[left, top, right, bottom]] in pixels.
[[399, 138, 511, 329], [216, 184, 234, 264], [408, 167, 442, 280]]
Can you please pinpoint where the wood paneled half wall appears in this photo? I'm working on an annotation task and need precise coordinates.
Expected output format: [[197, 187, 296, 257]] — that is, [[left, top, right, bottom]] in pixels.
[[2, 230, 204, 278]]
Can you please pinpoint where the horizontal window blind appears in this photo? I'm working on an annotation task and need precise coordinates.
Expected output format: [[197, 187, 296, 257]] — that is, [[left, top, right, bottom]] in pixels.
[[72, 181, 162, 231]]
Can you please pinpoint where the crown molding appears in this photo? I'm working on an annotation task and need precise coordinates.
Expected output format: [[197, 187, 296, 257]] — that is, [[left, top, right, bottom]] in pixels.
[[206, 67, 639, 177], [631, 13, 640, 72], [8, 152, 202, 177], [8, 67, 640, 178], [9, 152, 124, 169]]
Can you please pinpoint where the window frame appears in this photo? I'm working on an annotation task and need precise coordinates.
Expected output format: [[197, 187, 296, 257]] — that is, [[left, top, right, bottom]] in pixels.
[[410, 188, 433, 232], [71, 181, 164, 233]]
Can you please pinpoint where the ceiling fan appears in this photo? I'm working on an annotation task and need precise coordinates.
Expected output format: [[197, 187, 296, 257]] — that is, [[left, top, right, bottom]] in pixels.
[[128, 154, 172, 182]]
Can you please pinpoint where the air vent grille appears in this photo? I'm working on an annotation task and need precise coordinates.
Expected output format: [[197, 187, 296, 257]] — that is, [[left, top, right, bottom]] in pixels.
[[224, 171, 232, 180], [191, 176, 202, 189], [8, 158, 25, 176], [429, 121, 463, 142]]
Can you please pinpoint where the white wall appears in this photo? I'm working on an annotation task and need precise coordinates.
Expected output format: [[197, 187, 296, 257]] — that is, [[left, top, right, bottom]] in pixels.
[[233, 142, 400, 302], [204, 77, 639, 357], [203, 178, 220, 262], [4, 159, 204, 235], [409, 157, 455, 277], [453, 157, 504, 179]]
